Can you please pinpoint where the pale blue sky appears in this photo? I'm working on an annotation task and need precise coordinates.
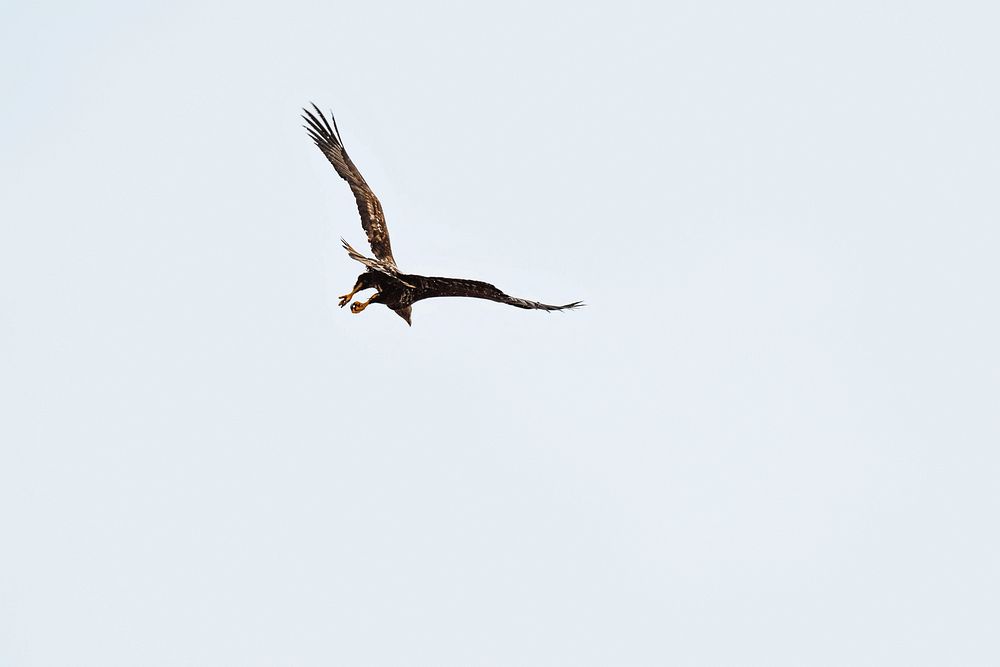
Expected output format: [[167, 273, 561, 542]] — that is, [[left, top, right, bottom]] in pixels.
[[2, 1, 998, 665]]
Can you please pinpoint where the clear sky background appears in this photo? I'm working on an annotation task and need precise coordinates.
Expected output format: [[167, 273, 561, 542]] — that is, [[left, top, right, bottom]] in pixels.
[[2, 1, 998, 665]]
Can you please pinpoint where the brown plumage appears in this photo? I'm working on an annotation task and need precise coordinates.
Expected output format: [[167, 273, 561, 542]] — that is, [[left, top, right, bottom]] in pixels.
[[303, 106, 396, 268], [303, 105, 582, 326]]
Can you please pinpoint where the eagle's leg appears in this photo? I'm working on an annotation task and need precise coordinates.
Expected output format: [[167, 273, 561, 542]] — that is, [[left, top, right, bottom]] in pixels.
[[350, 292, 379, 314], [338, 279, 365, 308]]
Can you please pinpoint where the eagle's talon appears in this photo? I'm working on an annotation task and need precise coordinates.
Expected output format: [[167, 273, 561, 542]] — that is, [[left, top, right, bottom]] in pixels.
[[350, 291, 379, 314], [338, 279, 364, 308]]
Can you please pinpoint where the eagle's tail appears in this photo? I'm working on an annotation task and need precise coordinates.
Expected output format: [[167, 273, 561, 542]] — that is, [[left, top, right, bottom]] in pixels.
[[341, 238, 377, 267], [340, 239, 416, 288]]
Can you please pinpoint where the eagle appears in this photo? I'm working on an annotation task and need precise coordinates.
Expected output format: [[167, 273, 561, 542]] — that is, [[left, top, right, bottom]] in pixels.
[[303, 105, 582, 326]]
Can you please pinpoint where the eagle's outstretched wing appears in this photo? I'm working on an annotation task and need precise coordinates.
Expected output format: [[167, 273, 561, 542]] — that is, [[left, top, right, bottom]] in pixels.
[[416, 277, 583, 312], [303, 105, 397, 268]]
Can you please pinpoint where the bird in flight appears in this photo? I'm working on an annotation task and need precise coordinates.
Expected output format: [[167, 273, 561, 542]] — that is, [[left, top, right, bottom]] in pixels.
[[303, 104, 582, 326]]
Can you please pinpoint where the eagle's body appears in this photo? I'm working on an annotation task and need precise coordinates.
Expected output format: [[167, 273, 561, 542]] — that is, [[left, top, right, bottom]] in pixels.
[[303, 105, 581, 326]]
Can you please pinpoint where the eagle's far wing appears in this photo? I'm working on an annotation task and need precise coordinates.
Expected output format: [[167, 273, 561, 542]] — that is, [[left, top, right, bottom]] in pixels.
[[303, 105, 397, 268], [419, 277, 583, 312]]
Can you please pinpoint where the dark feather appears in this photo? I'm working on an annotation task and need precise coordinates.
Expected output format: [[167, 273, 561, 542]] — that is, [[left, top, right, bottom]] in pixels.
[[412, 276, 584, 312], [303, 105, 397, 267]]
